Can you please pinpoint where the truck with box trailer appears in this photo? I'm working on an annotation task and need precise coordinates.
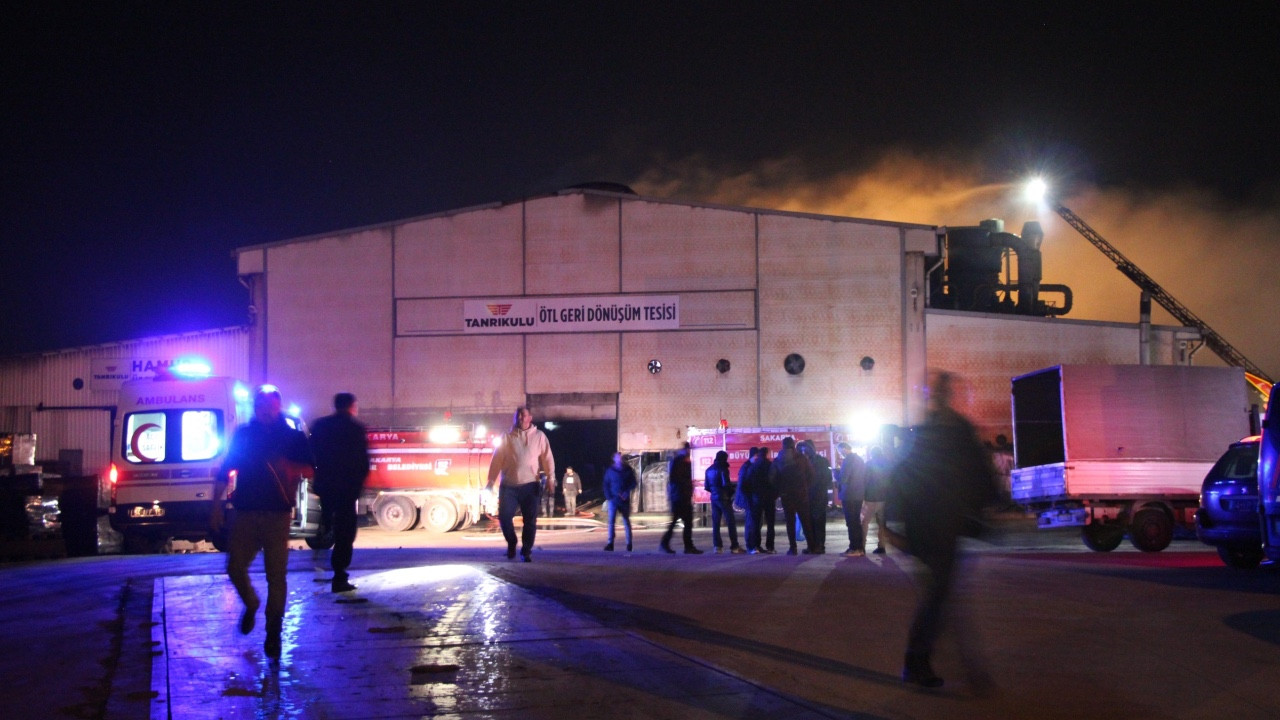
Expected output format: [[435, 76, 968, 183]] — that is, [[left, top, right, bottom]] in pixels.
[[1010, 364, 1250, 552]]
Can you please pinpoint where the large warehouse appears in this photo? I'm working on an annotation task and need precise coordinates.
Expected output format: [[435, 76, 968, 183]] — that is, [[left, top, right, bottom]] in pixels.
[[2, 186, 1197, 477]]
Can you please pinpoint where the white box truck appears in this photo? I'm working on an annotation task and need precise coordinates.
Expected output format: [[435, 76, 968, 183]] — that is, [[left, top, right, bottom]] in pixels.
[[1010, 364, 1250, 552]]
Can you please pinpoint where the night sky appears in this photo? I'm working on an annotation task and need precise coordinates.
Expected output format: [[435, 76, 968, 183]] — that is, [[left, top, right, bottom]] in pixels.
[[4, 3, 1279, 376]]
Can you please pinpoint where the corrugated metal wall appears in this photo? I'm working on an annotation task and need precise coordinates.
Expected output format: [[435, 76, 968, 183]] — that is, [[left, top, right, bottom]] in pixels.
[[0, 327, 247, 470]]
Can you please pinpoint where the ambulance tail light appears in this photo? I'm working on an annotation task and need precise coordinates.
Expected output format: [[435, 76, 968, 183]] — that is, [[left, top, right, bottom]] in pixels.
[[109, 463, 119, 504]]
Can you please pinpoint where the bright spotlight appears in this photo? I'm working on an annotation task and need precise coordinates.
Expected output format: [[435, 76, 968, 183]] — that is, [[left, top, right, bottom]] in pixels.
[[848, 410, 881, 445], [1025, 177, 1048, 203], [428, 425, 462, 444]]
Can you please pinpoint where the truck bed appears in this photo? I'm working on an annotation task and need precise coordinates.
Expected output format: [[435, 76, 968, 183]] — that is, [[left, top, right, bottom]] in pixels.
[[1012, 460, 1211, 503]]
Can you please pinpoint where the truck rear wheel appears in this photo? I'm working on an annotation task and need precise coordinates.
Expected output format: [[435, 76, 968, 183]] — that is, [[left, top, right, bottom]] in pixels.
[[1081, 523, 1124, 552], [374, 496, 418, 532], [420, 497, 460, 534], [1129, 508, 1174, 552]]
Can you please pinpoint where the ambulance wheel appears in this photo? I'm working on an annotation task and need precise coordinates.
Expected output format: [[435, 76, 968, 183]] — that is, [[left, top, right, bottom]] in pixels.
[[420, 498, 459, 534], [305, 528, 335, 550], [124, 531, 167, 554], [1081, 523, 1124, 552], [374, 496, 418, 532], [1129, 508, 1174, 552]]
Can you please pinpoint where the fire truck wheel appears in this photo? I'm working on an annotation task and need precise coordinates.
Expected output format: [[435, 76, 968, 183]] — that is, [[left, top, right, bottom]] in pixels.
[[211, 529, 230, 553], [374, 496, 418, 532], [1129, 508, 1174, 552], [420, 498, 459, 534], [1081, 523, 1124, 552]]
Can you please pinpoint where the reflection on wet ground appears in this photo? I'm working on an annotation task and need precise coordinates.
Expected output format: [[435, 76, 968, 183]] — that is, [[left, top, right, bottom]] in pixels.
[[152, 565, 836, 719]]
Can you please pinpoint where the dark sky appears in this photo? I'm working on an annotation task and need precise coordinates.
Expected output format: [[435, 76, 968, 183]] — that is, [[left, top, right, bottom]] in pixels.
[[4, 2, 1279, 370]]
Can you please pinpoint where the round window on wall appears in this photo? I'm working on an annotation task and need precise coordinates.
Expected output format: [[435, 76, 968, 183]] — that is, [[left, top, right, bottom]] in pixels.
[[784, 353, 805, 375], [647, 359, 663, 375]]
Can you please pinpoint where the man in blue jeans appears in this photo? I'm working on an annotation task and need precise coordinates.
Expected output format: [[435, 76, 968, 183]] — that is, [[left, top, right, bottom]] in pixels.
[[602, 452, 637, 551], [486, 407, 555, 562]]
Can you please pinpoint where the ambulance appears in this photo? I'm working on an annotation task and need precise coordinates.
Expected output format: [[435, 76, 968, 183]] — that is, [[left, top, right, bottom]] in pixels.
[[106, 360, 325, 553]]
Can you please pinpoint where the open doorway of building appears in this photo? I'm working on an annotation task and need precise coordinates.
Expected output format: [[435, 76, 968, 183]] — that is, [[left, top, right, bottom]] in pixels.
[[539, 419, 617, 512]]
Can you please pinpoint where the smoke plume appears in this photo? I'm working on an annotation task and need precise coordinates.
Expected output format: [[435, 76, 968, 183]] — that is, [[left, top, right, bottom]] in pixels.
[[632, 151, 1280, 380]]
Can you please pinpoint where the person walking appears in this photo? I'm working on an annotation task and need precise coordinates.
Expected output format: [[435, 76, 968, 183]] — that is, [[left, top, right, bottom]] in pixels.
[[800, 440, 831, 554], [561, 467, 581, 517], [706, 450, 744, 553], [886, 372, 1001, 693], [486, 407, 555, 562], [863, 445, 890, 554], [769, 437, 815, 555], [308, 392, 369, 593], [660, 442, 702, 554], [602, 453, 637, 551], [836, 442, 867, 556], [209, 386, 315, 659]]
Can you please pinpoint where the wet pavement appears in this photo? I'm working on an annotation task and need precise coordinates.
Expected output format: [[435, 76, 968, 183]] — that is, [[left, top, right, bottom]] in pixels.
[[151, 565, 837, 720], [7, 513, 1280, 720]]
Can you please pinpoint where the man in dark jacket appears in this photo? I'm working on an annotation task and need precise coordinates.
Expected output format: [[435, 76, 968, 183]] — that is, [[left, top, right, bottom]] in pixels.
[[887, 372, 1000, 692], [769, 437, 814, 555], [836, 442, 867, 556], [706, 450, 744, 553], [309, 392, 369, 593], [799, 440, 831, 554], [737, 446, 774, 553], [660, 442, 702, 554], [756, 446, 778, 552], [602, 452, 638, 552], [210, 386, 314, 659]]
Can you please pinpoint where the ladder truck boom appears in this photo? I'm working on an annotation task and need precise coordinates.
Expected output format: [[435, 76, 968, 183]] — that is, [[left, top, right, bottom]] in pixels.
[[1051, 202, 1272, 384]]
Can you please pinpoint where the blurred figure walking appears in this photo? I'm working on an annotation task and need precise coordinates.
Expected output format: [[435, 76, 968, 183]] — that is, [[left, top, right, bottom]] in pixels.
[[660, 442, 702, 554], [886, 372, 1000, 694]]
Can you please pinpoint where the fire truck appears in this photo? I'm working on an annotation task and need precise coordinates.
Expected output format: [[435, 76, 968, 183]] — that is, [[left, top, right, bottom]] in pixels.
[[362, 426, 498, 533], [106, 362, 325, 553]]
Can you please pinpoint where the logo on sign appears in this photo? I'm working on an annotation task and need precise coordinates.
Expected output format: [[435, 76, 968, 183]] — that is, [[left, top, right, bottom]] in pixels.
[[486, 304, 513, 317]]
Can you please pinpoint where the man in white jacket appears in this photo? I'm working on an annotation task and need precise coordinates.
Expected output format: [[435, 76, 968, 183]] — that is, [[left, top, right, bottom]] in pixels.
[[486, 407, 555, 562]]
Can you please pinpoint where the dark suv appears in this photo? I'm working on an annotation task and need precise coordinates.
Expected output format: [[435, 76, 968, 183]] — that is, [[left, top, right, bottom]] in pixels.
[[1195, 437, 1264, 568]]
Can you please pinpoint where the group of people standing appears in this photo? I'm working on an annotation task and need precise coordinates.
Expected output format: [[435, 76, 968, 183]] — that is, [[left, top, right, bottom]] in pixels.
[[655, 436, 892, 558]]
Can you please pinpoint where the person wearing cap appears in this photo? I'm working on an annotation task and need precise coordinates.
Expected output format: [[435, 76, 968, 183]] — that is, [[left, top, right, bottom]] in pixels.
[[210, 386, 315, 659]]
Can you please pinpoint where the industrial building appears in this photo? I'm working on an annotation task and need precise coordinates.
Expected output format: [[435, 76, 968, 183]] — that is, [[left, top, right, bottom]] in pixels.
[[1, 186, 1198, 477]]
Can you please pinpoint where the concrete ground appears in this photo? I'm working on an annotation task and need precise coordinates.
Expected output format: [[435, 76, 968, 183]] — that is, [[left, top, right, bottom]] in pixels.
[[7, 512, 1280, 719]]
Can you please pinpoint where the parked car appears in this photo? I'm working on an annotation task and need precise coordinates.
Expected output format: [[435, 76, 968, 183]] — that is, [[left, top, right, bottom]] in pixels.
[[1195, 437, 1264, 569]]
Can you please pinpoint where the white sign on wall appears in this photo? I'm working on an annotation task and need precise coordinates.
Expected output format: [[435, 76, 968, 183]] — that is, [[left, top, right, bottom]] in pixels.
[[462, 295, 680, 334], [89, 357, 185, 391]]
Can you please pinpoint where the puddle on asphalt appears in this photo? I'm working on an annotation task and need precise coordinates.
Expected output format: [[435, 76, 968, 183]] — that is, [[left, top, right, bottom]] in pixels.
[[410, 664, 460, 685]]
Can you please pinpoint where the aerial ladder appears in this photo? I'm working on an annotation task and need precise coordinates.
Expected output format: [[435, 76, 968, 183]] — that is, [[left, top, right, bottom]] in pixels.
[[1050, 202, 1273, 395]]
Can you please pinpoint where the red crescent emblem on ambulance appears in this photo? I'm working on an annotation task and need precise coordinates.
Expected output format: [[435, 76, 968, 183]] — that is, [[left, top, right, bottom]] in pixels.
[[130, 423, 161, 463]]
